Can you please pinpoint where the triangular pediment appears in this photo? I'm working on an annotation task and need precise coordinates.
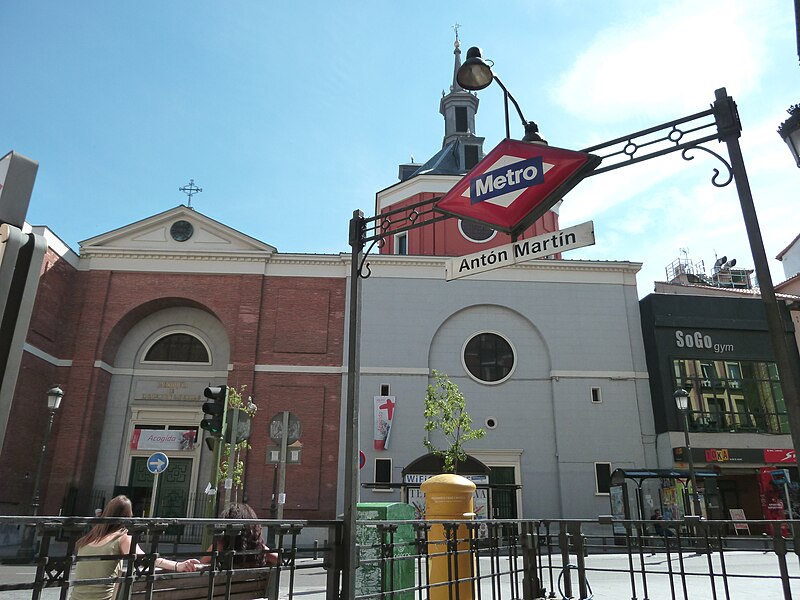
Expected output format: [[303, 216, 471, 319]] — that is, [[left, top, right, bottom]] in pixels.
[[79, 205, 276, 256]]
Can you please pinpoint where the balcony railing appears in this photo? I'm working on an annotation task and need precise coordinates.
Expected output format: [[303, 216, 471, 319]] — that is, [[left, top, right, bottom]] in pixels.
[[0, 514, 798, 599]]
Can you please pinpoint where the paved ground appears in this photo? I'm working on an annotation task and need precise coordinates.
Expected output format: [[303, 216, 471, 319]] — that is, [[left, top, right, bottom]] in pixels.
[[1, 551, 798, 599]]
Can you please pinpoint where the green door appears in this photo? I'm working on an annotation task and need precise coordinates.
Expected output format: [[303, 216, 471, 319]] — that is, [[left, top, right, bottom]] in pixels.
[[490, 466, 518, 519], [128, 457, 193, 517]]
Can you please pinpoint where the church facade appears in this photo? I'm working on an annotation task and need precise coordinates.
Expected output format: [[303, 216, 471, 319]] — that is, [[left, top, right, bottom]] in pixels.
[[0, 210, 347, 520]]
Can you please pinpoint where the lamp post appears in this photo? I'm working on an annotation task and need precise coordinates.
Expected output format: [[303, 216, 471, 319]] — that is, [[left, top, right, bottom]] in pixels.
[[674, 388, 702, 517], [457, 46, 546, 143], [778, 104, 800, 168], [30, 386, 64, 517], [18, 385, 64, 559]]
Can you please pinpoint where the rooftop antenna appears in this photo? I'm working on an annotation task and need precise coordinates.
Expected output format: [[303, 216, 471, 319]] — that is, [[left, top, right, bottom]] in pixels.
[[179, 179, 203, 209]]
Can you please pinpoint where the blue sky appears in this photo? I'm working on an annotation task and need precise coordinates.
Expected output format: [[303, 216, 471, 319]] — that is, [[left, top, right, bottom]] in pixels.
[[3, 0, 798, 296]]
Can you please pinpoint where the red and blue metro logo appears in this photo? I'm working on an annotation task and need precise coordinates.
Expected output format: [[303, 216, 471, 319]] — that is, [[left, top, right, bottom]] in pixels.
[[435, 139, 601, 235]]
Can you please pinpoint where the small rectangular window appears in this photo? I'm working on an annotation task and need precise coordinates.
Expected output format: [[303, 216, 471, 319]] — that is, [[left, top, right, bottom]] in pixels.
[[455, 107, 468, 132], [591, 387, 602, 403], [380, 384, 390, 396], [395, 232, 408, 255], [595, 462, 612, 494], [375, 458, 392, 485], [464, 145, 480, 170]]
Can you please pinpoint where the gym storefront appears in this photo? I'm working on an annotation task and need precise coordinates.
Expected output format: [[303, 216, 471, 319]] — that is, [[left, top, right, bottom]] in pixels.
[[640, 293, 798, 524]]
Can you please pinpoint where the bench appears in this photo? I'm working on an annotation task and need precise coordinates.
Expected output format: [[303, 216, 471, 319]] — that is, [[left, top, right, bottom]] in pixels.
[[126, 568, 277, 600]]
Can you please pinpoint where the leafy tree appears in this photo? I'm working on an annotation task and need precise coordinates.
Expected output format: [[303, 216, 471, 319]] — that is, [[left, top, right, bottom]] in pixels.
[[423, 370, 485, 473]]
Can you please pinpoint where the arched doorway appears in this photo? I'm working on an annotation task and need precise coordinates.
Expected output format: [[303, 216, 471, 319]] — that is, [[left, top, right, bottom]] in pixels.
[[92, 306, 229, 517]]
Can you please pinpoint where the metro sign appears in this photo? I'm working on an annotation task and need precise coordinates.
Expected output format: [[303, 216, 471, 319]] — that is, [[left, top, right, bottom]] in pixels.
[[435, 139, 601, 235]]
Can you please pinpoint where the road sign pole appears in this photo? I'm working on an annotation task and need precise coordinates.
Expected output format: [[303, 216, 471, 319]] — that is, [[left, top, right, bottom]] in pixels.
[[223, 408, 240, 507], [146, 452, 169, 517], [277, 411, 289, 519], [150, 472, 160, 517]]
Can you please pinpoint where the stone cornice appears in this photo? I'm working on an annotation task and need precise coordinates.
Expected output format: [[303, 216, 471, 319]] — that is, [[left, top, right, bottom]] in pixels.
[[78, 251, 350, 275], [362, 254, 642, 273]]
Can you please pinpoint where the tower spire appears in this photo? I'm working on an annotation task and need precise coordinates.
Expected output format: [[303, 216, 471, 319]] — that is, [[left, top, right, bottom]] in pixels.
[[451, 23, 463, 92]]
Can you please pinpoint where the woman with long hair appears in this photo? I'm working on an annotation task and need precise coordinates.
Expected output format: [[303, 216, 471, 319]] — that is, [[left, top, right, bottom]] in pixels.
[[70, 495, 199, 600], [200, 502, 278, 567]]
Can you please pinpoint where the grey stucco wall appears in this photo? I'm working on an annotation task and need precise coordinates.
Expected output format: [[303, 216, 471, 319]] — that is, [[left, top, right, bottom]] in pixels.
[[353, 260, 656, 519]]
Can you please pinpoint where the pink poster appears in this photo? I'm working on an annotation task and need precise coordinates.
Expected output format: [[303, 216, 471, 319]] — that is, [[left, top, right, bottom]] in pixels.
[[373, 396, 396, 450]]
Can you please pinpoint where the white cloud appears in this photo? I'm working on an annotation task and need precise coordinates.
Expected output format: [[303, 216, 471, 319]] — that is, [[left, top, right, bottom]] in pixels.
[[552, 0, 771, 123]]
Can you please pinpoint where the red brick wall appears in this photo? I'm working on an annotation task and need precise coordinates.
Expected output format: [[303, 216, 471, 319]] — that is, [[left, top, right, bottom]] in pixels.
[[379, 191, 561, 257], [0, 249, 77, 515], [33, 268, 345, 518]]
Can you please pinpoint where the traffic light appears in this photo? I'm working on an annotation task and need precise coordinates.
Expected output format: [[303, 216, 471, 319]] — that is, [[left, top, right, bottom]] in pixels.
[[201, 385, 228, 435]]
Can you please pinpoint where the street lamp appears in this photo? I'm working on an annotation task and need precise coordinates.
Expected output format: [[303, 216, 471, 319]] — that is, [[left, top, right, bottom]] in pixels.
[[18, 385, 64, 558], [456, 46, 546, 143], [778, 104, 800, 168], [674, 388, 702, 517], [31, 385, 64, 517]]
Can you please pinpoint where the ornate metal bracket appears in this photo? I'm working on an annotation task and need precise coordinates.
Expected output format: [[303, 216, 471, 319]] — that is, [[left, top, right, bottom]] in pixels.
[[582, 107, 721, 177], [353, 195, 451, 279]]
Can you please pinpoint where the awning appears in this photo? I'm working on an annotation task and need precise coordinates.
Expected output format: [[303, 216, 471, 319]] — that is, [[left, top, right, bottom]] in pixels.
[[611, 468, 719, 486]]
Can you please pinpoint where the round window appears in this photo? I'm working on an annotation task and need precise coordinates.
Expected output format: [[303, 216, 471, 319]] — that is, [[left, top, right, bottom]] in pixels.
[[170, 220, 194, 242], [459, 220, 496, 243], [463, 332, 515, 384]]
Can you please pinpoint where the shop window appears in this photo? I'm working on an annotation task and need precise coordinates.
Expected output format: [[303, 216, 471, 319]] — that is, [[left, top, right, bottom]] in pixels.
[[595, 462, 612, 494], [144, 333, 210, 363], [463, 332, 515, 384]]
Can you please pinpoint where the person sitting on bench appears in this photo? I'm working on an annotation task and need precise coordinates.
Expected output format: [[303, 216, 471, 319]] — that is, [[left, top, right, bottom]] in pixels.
[[200, 502, 279, 568], [70, 495, 200, 600]]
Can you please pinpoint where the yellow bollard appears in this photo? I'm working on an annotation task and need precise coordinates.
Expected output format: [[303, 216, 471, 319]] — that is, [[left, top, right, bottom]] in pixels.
[[421, 473, 476, 600]]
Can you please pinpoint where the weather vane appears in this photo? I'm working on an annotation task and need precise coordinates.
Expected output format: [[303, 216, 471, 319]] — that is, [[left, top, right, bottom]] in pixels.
[[452, 23, 461, 42], [179, 179, 202, 209]]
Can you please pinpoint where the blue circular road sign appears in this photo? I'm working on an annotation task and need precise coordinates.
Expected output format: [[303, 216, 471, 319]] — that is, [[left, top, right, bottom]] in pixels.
[[147, 452, 169, 474]]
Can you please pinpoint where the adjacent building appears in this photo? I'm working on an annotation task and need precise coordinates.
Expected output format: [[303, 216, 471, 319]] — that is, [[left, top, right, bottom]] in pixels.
[[638, 254, 800, 524]]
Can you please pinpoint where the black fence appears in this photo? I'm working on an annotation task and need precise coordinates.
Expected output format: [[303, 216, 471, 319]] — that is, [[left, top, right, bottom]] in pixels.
[[0, 515, 798, 599]]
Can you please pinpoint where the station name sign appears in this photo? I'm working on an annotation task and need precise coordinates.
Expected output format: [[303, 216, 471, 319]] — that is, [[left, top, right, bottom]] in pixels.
[[445, 221, 595, 281]]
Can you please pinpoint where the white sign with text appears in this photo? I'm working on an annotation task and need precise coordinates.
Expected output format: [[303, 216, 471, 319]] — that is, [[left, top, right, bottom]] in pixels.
[[445, 221, 595, 281]]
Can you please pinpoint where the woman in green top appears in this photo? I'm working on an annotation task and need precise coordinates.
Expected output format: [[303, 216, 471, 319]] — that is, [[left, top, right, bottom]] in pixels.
[[70, 495, 200, 600]]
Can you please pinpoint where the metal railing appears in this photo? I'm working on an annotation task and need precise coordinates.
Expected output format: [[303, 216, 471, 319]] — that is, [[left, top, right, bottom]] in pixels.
[[1, 515, 798, 599]]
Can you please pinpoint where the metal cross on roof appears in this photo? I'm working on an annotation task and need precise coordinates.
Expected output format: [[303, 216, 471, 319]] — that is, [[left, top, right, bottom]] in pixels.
[[179, 179, 202, 209]]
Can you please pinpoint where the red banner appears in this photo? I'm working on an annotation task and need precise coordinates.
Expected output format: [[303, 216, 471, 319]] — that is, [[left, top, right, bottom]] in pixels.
[[757, 467, 790, 535], [764, 448, 796, 463]]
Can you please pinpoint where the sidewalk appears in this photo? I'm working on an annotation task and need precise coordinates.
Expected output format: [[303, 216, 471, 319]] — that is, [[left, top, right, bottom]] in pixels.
[[1, 551, 797, 600]]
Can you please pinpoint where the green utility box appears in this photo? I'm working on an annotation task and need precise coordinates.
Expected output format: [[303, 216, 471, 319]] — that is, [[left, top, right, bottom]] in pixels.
[[356, 502, 415, 600]]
